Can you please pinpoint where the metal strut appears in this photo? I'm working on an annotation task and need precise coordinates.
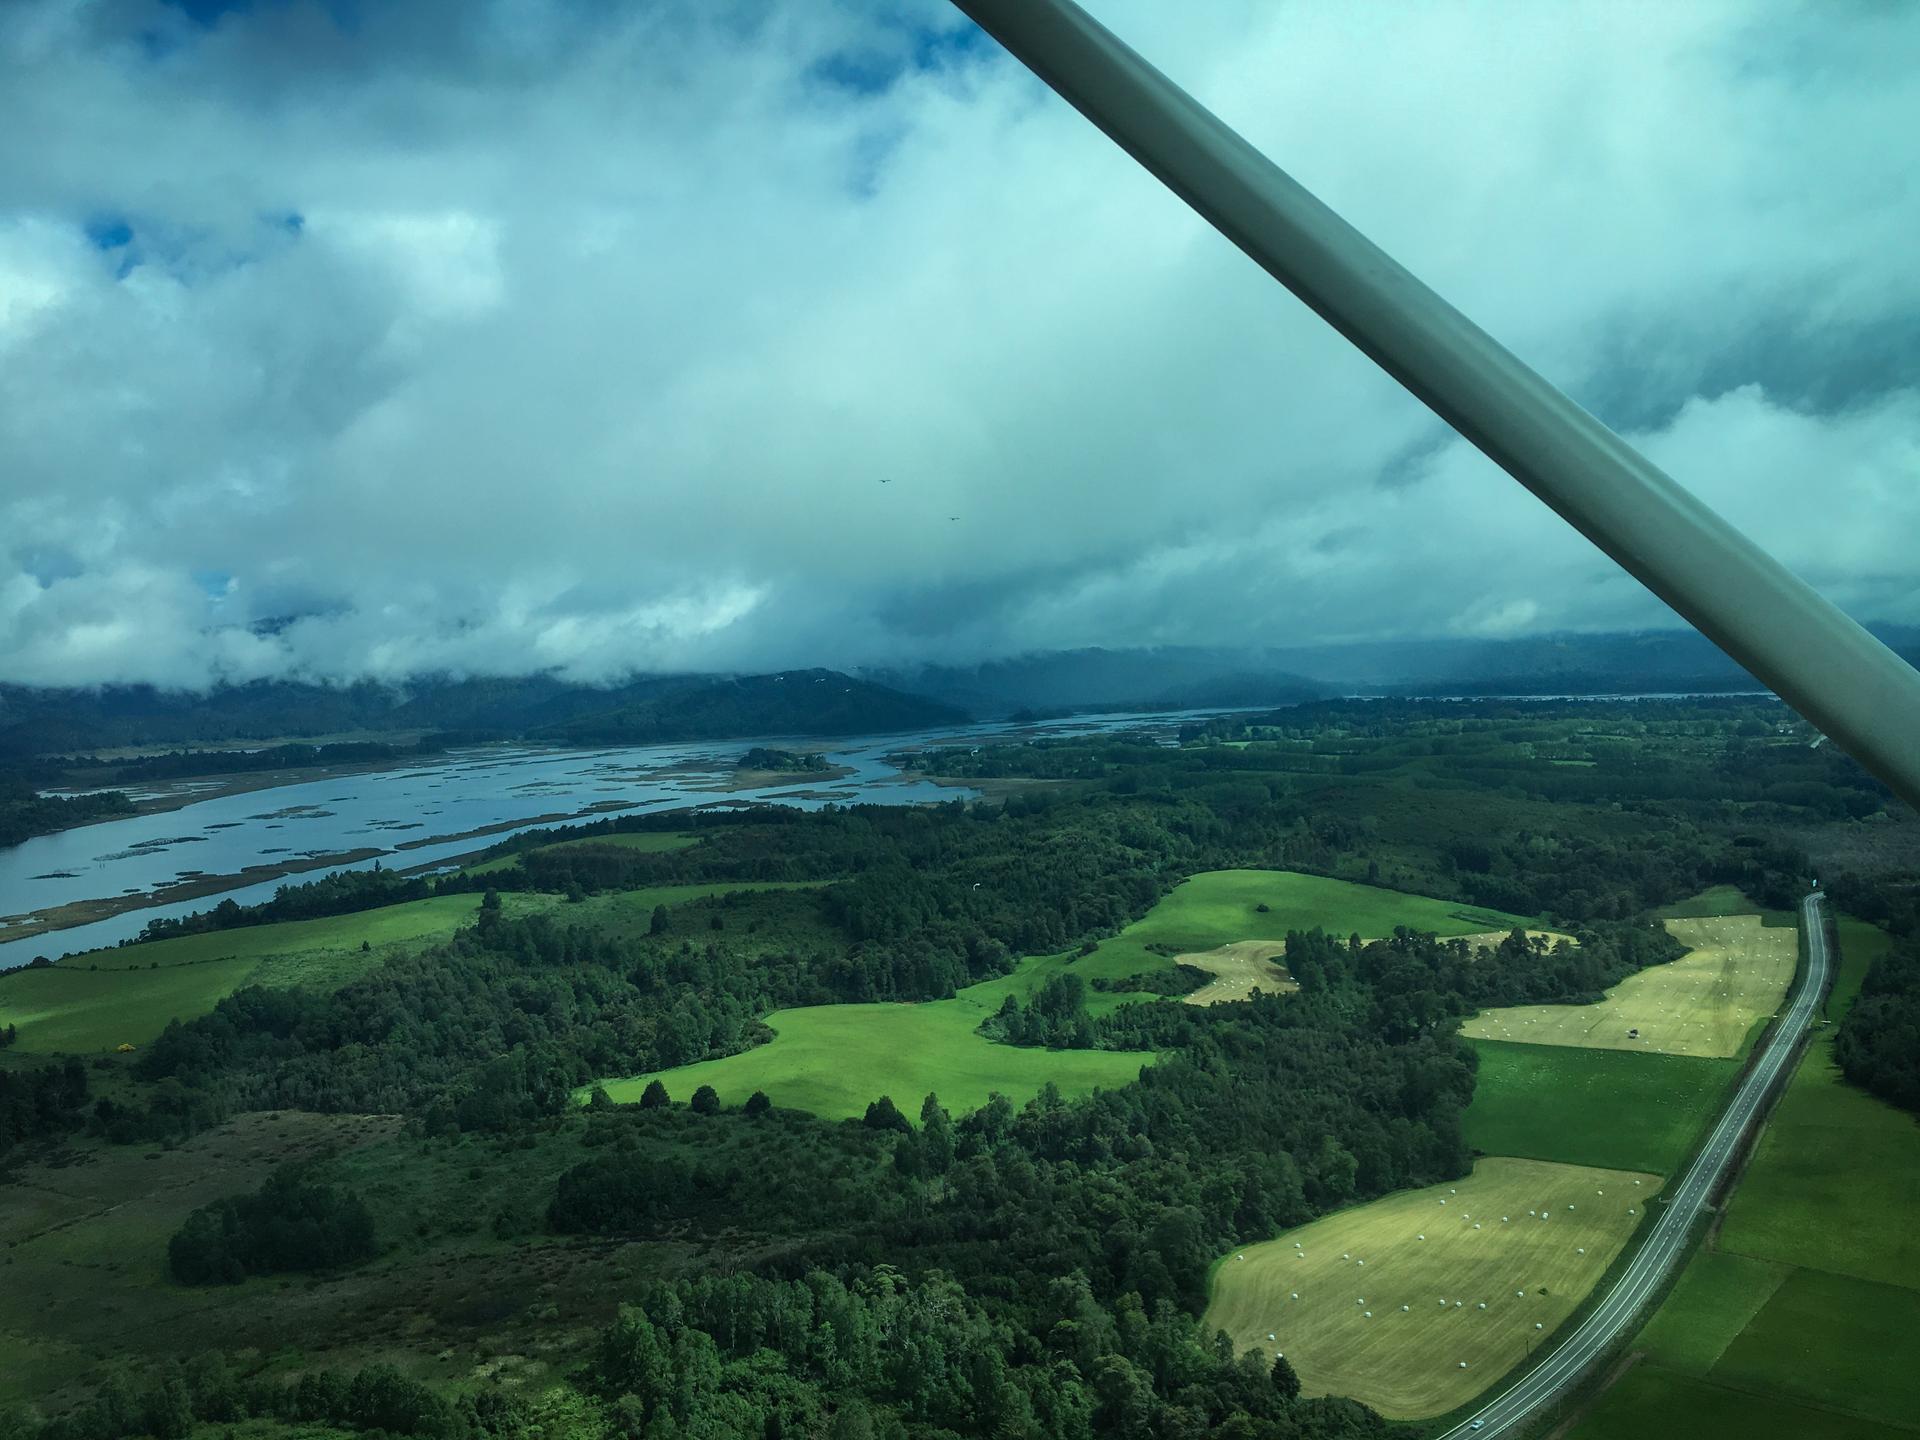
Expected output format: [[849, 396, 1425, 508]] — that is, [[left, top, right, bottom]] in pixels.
[[949, 0, 1920, 811]]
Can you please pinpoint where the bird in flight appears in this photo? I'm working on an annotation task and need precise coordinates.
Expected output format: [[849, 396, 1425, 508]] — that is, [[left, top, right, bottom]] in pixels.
[[878, 477, 892, 484]]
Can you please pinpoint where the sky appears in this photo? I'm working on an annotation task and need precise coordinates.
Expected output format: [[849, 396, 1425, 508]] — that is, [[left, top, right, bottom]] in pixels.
[[2, 0, 1917, 690]]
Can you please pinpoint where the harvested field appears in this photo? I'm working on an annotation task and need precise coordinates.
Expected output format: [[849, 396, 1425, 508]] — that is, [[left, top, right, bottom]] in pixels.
[[1205, 1156, 1662, 1420], [1175, 941, 1296, 1005], [1460, 915, 1796, 1059]]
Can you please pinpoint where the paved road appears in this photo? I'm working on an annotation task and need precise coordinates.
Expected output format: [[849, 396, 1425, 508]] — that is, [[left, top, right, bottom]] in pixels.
[[1437, 891, 1830, 1438]]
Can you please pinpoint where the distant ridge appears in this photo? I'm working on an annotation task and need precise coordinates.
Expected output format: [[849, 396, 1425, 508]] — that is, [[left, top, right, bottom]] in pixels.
[[0, 670, 964, 759]]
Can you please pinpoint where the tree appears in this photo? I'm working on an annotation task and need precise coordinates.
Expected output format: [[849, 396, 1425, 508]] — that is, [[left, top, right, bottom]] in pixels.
[[140, 1379, 193, 1440], [640, 1080, 670, 1109], [587, 1085, 614, 1110], [920, 1093, 955, 1174], [1270, 1352, 1301, 1399], [690, 1085, 720, 1115], [744, 1090, 772, 1117], [650, 904, 670, 935], [863, 1096, 909, 1132]]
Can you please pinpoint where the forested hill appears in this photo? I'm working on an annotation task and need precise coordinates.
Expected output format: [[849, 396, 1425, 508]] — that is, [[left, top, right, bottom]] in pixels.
[[0, 670, 963, 759], [531, 671, 964, 745]]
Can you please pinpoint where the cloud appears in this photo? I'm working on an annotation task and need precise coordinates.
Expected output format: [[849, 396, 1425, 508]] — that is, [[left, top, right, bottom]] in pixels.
[[0, 0, 1916, 689]]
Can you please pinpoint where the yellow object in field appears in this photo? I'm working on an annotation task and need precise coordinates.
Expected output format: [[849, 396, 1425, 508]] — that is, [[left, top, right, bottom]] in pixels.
[[116, 1043, 136, 1053]]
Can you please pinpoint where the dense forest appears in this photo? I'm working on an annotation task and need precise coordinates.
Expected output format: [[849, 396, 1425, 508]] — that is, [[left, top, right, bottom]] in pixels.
[[0, 780, 134, 848], [1837, 933, 1920, 1114]]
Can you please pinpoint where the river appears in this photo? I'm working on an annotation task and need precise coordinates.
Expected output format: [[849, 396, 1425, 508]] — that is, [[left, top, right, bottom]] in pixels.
[[0, 710, 1208, 970]]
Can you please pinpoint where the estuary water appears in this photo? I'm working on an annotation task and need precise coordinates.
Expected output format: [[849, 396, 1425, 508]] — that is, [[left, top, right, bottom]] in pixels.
[[0, 710, 1205, 970]]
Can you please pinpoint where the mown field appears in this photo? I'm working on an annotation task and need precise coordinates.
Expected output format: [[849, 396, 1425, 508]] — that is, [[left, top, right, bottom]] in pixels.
[[1571, 916, 1920, 1440], [1176, 940, 1296, 1006], [598, 870, 1525, 1121], [1461, 914, 1795, 1059], [1205, 1156, 1660, 1420], [1463, 1040, 1735, 1175], [1653, 885, 1794, 926]]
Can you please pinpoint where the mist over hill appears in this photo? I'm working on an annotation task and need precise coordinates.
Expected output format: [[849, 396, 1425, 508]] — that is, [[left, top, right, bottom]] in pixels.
[[5, 625, 1917, 760], [0, 671, 964, 760]]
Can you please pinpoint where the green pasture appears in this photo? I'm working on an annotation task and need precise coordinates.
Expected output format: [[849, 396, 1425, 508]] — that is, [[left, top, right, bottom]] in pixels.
[[0, 881, 815, 1055], [1631, 1250, 1790, 1375], [1569, 1364, 1913, 1440], [597, 870, 1522, 1121], [0, 895, 503, 1054], [603, 988, 1151, 1122], [1715, 920, 1917, 1290], [1069, 869, 1526, 1005], [464, 829, 700, 876], [1711, 1267, 1920, 1429], [1463, 1040, 1735, 1175], [1576, 915, 1920, 1439]]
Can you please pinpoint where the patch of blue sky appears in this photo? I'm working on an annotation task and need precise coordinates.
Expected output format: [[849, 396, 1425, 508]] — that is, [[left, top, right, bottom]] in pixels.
[[808, 14, 991, 97]]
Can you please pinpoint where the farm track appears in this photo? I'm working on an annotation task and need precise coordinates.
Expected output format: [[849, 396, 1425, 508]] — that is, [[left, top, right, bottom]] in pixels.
[[1438, 892, 1829, 1438]]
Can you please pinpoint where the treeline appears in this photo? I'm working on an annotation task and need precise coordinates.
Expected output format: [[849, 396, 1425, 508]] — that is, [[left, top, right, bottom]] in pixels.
[[134, 865, 435, 943], [0, 780, 134, 848], [168, 1168, 377, 1284], [52, 736, 448, 784], [738, 746, 829, 772], [1836, 933, 1920, 1114], [0, 1058, 88, 1159], [12, 1355, 523, 1440], [987, 925, 1682, 1056], [582, 1269, 1367, 1440], [133, 893, 1008, 1128]]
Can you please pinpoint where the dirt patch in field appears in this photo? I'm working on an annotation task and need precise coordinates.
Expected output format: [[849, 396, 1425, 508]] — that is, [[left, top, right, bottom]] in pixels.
[[1175, 941, 1298, 1005]]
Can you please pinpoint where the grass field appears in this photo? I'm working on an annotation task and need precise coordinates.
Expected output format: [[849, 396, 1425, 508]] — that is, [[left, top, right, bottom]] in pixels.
[[1654, 886, 1794, 926], [1712, 924, 1919, 1291], [1204, 1156, 1661, 1420], [1463, 1040, 1736, 1174], [609, 992, 1152, 1120], [1065, 869, 1527, 1006], [596, 870, 1522, 1121], [1570, 1363, 1915, 1440], [1627, 1250, 1789, 1375], [0, 881, 816, 1055], [1174, 941, 1296, 1006], [1461, 915, 1796, 1059], [0, 894, 510, 1053], [464, 829, 700, 875], [1571, 916, 1920, 1440]]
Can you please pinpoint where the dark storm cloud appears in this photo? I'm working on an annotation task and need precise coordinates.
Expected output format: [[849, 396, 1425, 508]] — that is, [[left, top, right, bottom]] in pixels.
[[2, 0, 1916, 687]]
